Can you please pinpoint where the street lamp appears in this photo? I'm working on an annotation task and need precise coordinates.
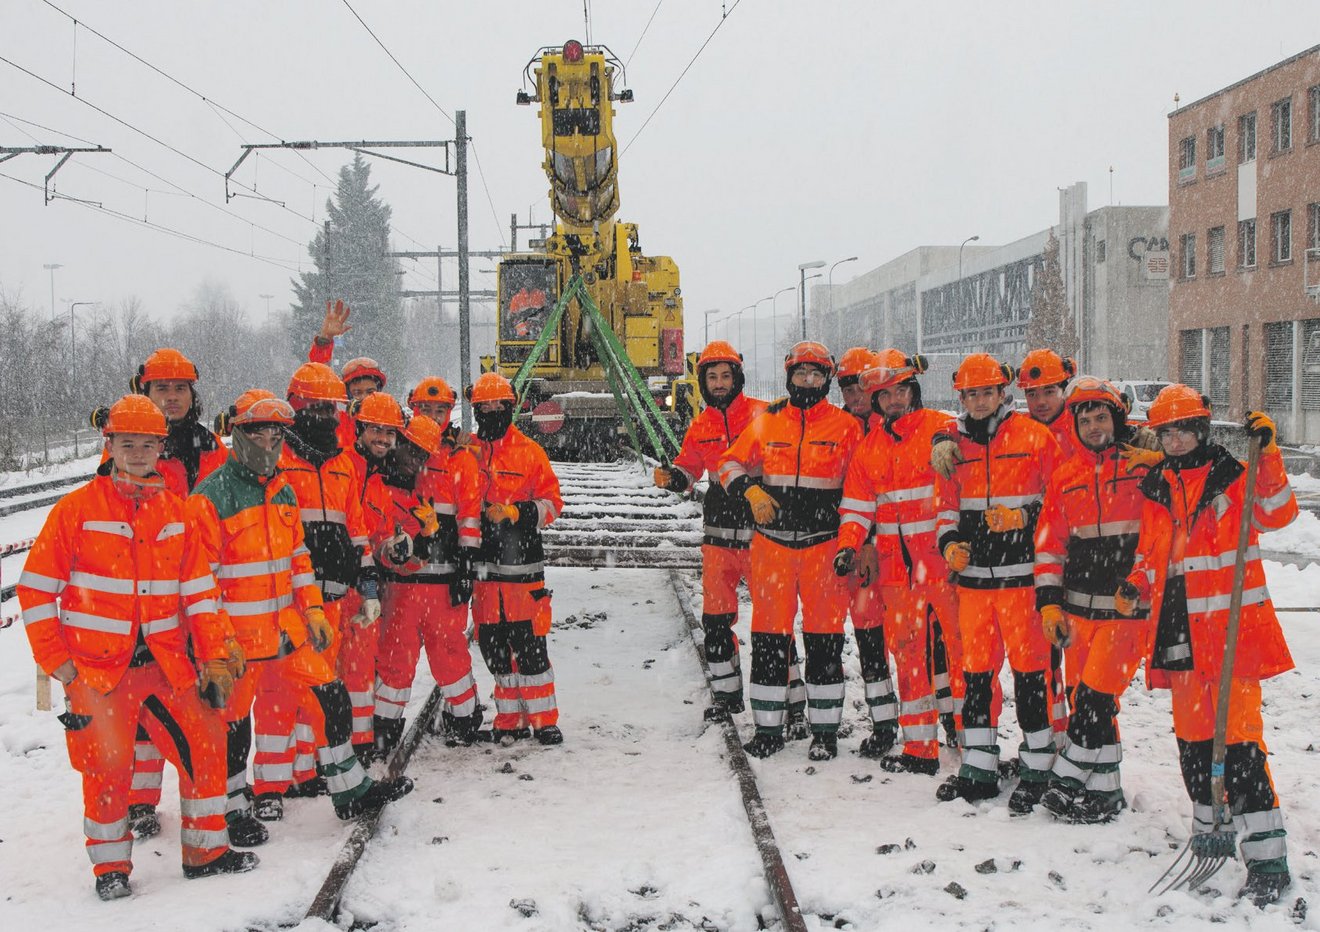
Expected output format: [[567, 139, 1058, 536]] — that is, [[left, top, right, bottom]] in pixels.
[[752, 295, 776, 395], [703, 308, 721, 345], [43, 263, 63, 321], [259, 293, 274, 317], [828, 256, 859, 348], [798, 259, 825, 340]]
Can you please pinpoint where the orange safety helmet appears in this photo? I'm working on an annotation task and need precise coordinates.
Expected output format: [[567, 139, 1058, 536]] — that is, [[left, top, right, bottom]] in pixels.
[[952, 353, 1014, 391], [1065, 375, 1128, 414], [784, 340, 836, 375], [697, 340, 743, 369], [1016, 349, 1076, 389], [399, 414, 445, 456], [353, 391, 405, 429], [341, 356, 387, 389], [408, 376, 457, 408], [133, 348, 199, 391], [858, 349, 929, 393], [1145, 383, 1212, 429], [231, 389, 296, 427], [467, 372, 516, 405], [837, 347, 881, 383], [102, 394, 169, 437], [287, 362, 349, 403]]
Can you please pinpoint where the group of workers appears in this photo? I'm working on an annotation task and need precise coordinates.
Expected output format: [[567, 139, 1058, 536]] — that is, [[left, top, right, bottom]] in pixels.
[[17, 301, 562, 901], [657, 337, 1298, 908]]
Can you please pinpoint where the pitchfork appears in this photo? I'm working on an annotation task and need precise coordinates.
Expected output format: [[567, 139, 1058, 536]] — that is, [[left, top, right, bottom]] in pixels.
[[1150, 438, 1261, 895]]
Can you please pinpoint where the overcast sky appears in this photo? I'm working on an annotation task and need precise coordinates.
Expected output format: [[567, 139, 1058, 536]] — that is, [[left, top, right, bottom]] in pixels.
[[1, 0, 1315, 347]]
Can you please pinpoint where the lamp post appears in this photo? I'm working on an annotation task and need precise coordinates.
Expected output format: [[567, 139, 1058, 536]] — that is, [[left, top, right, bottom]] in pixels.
[[259, 293, 274, 317], [43, 263, 63, 321], [828, 255, 859, 348], [66, 300, 98, 455], [798, 259, 825, 340], [703, 308, 721, 345]]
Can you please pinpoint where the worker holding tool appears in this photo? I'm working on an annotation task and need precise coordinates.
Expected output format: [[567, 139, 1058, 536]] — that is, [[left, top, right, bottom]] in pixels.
[[1119, 385, 1297, 907]]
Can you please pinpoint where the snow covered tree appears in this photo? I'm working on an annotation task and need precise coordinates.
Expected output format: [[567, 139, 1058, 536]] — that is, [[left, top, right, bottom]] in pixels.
[[1026, 229, 1078, 359], [290, 155, 405, 377]]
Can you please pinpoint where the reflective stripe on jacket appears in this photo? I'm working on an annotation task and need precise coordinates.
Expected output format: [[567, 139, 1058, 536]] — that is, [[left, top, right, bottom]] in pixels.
[[473, 426, 563, 583], [421, 438, 484, 555], [276, 445, 371, 600], [672, 393, 768, 547]]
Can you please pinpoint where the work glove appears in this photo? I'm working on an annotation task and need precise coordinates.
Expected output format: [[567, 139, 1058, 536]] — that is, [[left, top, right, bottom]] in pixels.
[[858, 544, 880, 589], [319, 298, 352, 340], [984, 504, 1026, 533], [1114, 580, 1142, 616], [305, 607, 334, 653], [931, 439, 963, 480], [351, 598, 382, 627], [653, 466, 673, 488], [51, 659, 78, 685], [387, 532, 413, 565], [450, 550, 475, 607], [1128, 424, 1161, 451], [1245, 411, 1279, 453], [485, 502, 521, 525], [1040, 604, 1071, 649], [833, 548, 856, 577], [744, 486, 780, 525], [412, 502, 439, 537], [1119, 443, 1163, 469], [224, 637, 246, 680], [654, 466, 690, 492], [198, 659, 234, 709], [943, 541, 971, 573]]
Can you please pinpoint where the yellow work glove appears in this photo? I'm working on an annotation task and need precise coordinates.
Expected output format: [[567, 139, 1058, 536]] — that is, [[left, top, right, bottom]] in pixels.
[[931, 439, 963, 480], [1040, 604, 1071, 649], [1128, 424, 1161, 451], [984, 504, 1026, 533], [412, 502, 440, 537], [224, 637, 246, 679], [1119, 443, 1164, 469], [198, 659, 234, 709], [1245, 411, 1279, 453], [943, 541, 971, 573], [744, 486, 780, 525], [1114, 581, 1142, 617], [653, 466, 673, 488], [485, 502, 521, 525], [305, 607, 334, 653]]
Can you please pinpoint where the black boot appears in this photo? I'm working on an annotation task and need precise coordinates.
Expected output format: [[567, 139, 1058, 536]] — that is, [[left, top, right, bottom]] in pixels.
[[485, 726, 532, 745], [1008, 779, 1048, 815], [1068, 789, 1126, 824], [807, 732, 838, 761], [225, 811, 269, 847], [182, 848, 260, 879], [785, 709, 810, 741], [127, 803, 160, 839], [704, 691, 745, 721], [857, 722, 898, 759], [535, 725, 563, 745], [1239, 868, 1291, 908], [445, 707, 485, 747], [1040, 780, 1084, 819], [353, 742, 376, 766], [253, 793, 283, 822], [935, 774, 999, 803], [879, 753, 940, 775], [334, 776, 415, 820], [284, 776, 326, 799], [743, 732, 786, 759], [95, 871, 131, 901]]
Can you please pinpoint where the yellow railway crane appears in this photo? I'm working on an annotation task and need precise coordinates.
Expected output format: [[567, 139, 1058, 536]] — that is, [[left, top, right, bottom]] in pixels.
[[496, 39, 692, 458]]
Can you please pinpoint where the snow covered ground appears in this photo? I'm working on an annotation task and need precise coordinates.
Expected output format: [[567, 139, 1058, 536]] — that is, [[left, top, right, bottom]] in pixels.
[[1, 469, 1319, 929]]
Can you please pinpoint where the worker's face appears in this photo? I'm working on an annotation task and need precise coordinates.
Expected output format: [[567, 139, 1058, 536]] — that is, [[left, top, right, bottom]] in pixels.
[[1076, 405, 1115, 450], [346, 378, 379, 402], [1158, 423, 1200, 457], [790, 365, 828, 388], [240, 424, 285, 451], [840, 382, 870, 418], [108, 433, 163, 477], [412, 400, 453, 423], [960, 385, 1004, 420], [359, 423, 396, 459], [874, 383, 913, 420], [703, 363, 735, 400], [146, 380, 193, 423], [1024, 384, 1066, 423], [477, 400, 506, 414]]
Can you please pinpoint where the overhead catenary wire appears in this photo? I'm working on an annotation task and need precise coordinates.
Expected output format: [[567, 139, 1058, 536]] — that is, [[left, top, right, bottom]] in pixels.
[[625, 0, 664, 67]]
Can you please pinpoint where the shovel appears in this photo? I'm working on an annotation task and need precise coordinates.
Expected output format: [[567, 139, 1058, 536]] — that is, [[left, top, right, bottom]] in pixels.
[[1150, 438, 1261, 895]]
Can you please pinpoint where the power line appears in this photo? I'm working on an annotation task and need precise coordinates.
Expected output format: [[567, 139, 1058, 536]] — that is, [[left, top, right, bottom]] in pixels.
[[469, 141, 507, 249], [625, 0, 665, 67], [622, 0, 743, 155], [339, 0, 454, 125]]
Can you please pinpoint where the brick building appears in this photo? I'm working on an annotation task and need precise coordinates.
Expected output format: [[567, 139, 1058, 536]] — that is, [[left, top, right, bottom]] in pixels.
[[1168, 44, 1320, 443]]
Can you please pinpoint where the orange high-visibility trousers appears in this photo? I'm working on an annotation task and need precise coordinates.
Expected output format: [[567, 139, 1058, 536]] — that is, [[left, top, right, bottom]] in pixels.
[[473, 581, 557, 730], [376, 581, 477, 723], [336, 589, 380, 748], [881, 582, 965, 759], [748, 535, 850, 635], [64, 663, 230, 877]]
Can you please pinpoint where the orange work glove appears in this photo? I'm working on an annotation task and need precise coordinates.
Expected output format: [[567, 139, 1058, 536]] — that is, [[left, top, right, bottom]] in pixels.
[[224, 637, 246, 679], [653, 466, 673, 488], [931, 439, 962, 480], [1114, 581, 1142, 616], [943, 541, 971, 573], [485, 502, 521, 525], [984, 504, 1026, 532], [1119, 443, 1164, 469], [744, 486, 780, 525], [1040, 604, 1071, 648], [1245, 411, 1279, 453], [198, 660, 234, 709], [305, 607, 333, 653], [412, 502, 440, 537]]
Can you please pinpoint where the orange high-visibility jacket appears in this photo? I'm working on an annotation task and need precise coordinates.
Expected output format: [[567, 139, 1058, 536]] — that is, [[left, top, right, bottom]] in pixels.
[[363, 471, 439, 580], [1126, 444, 1297, 685], [1034, 440, 1153, 619], [18, 469, 226, 694], [187, 458, 324, 661], [934, 404, 1062, 589], [840, 407, 955, 587], [1041, 409, 1081, 461], [276, 444, 373, 601], [421, 437, 483, 555], [717, 398, 863, 548], [672, 392, 768, 547], [472, 426, 563, 584], [97, 422, 227, 499]]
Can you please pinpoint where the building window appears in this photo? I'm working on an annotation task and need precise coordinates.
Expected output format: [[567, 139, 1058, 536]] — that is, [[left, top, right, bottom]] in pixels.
[[1301, 319, 1320, 410], [1180, 329, 1203, 391], [1265, 321, 1294, 409], [1309, 202, 1320, 254], [1208, 226, 1225, 274], [1273, 210, 1292, 263], [1208, 327, 1230, 406], [1272, 97, 1292, 153], [1096, 240, 1106, 263], [1206, 125, 1226, 171], [1239, 112, 1257, 162], [1179, 136, 1196, 182], [1238, 219, 1257, 268], [1181, 232, 1196, 278], [1310, 85, 1320, 144]]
